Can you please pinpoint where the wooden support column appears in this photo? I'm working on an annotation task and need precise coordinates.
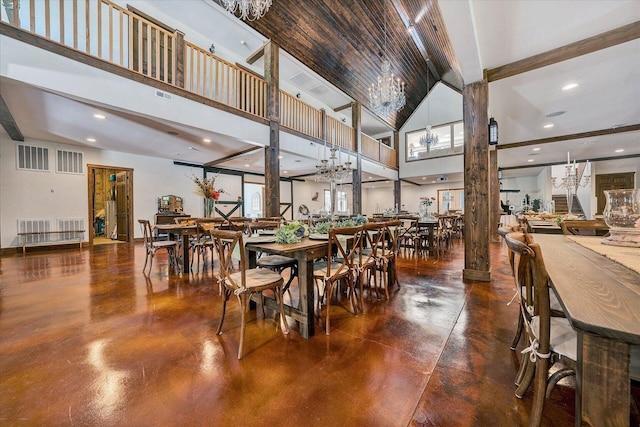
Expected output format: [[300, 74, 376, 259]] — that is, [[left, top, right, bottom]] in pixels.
[[490, 148, 500, 242], [174, 30, 185, 88], [462, 78, 491, 282], [393, 131, 400, 209], [351, 102, 362, 214], [264, 41, 280, 217]]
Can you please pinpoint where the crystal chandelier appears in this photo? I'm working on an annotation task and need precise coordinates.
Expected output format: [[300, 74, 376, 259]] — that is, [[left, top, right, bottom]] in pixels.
[[419, 126, 438, 147], [316, 147, 352, 184], [551, 152, 590, 217], [369, 60, 406, 116], [368, 6, 405, 116], [221, 0, 272, 21]]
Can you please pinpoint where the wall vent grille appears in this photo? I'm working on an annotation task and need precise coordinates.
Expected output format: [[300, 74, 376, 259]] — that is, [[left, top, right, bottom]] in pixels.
[[57, 218, 85, 240], [155, 89, 173, 101], [17, 219, 52, 244], [17, 144, 49, 171], [56, 150, 84, 174]]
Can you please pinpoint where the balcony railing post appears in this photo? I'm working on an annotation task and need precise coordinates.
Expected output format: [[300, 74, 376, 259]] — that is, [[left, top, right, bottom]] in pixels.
[[321, 108, 327, 143], [174, 30, 184, 88]]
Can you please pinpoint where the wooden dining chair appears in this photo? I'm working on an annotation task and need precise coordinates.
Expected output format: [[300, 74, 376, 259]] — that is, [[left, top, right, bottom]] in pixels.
[[138, 219, 179, 274], [314, 225, 363, 334], [210, 229, 289, 360], [505, 233, 577, 427]]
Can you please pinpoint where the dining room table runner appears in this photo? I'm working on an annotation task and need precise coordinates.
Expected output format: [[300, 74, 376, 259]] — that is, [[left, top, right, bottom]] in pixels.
[[566, 235, 640, 274]]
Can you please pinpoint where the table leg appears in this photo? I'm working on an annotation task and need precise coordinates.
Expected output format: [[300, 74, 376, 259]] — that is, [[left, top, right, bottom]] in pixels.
[[577, 333, 629, 427], [296, 254, 315, 339], [181, 234, 190, 272]]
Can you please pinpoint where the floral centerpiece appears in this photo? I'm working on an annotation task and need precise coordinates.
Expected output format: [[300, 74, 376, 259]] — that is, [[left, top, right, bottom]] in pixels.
[[190, 174, 225, 217], [275, 221, 309, 244], [309, 216, 367, 235], [419, 196, 436, 219]]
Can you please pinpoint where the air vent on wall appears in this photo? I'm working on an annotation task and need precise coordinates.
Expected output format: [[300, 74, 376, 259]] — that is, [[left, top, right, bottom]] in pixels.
[[17, 144, 49, 171], [289, 71, 314, 86], [57, 218, 85, 240], [17, 219, 51, 244], [155, 89, 173, 101], [308, 84, 329, 96], [56, 150, 84, 174]]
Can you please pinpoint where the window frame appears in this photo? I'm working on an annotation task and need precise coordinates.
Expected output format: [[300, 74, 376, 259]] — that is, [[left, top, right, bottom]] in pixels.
[[405, 120, 464, 162]]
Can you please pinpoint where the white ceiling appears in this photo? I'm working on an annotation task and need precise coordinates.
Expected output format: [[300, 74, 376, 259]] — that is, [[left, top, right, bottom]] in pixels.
[[1, 0, 638, 183]]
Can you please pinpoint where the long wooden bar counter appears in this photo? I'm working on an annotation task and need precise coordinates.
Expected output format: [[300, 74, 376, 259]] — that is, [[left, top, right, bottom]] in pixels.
[[533, 234, 640, 426]]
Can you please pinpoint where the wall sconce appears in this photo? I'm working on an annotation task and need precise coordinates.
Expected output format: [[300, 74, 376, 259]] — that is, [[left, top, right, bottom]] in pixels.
[[498, 169, 503, 180], [488, 117, 498, 145]]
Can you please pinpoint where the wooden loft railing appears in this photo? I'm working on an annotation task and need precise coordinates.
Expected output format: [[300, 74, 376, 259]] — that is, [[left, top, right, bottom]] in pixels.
[[0, 0, 394, 169], [185, 41, 266, 118], [362, 133, 397, 168], [280, 91, 322, 139]]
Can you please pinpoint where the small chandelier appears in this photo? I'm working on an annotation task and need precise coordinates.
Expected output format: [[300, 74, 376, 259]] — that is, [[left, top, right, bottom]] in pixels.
[[221, 0, 272, 21], [369, 60, 406, 116], [419, 126, 438, 147]]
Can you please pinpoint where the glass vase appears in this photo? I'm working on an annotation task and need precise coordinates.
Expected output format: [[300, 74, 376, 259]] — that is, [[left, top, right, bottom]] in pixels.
[[204, 198, 216, 218], [602, 189, 640, 247]]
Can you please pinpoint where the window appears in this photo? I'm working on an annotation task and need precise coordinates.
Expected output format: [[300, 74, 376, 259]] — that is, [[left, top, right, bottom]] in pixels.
[[324, 189, 348, 214], [251, 192, 261, 211], [406, 120, 464, 162]]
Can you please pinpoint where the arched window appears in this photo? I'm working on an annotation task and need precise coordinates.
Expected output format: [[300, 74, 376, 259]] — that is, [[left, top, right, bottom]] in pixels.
[[251, 192, 261, 212]]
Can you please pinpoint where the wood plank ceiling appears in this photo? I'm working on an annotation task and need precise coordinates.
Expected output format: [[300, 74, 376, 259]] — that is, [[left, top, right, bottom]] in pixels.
[[230, 0, 462, 131]]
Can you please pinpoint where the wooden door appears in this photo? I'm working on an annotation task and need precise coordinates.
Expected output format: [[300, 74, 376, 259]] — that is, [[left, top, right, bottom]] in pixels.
[[595, 172, 635, 214], [116, 171, 131, 242]]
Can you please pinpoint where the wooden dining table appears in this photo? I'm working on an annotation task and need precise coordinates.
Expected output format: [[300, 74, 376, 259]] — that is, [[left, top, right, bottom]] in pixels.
[[245, 237, 328, 339], [153, 223, 197, 272], [533, 234, 640, 426]]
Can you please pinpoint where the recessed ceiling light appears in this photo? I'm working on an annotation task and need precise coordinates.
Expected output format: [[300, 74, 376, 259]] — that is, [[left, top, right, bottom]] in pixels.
[[422, 177, 426, 180], [368, 176, 372, 179], [244, 164, 250, 167], [533, 148, 541, 151], [86, 138, 96, 142], [562, 83, 578, 91], [283, 170, 288, 174], [203, 138, 211, 143], [93, 114, 106, 119], [432, 181, 436, 183], [527, 159, 534, 162], [278, 155, 283, 159], [544, 124, 554, 129], [615, 149, 625, 153]]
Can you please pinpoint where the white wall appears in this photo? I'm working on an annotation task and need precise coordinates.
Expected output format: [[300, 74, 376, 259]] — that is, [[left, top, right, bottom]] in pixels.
[[0, 136, 216, 248], [399, 82, 463, 179]]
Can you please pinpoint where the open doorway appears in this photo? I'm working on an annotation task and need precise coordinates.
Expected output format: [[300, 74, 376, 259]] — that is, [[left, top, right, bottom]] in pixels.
[[88, 165, 134, 245]]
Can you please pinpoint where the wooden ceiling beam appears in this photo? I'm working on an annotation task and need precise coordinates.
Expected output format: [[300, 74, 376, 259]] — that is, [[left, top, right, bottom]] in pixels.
[[333, 102, 353, 113], [496, 124, 640, 150], [246, 41, 268, 65], [0, 93, 24, 141], [204, 146, 263, 166], [487, 21, 640, 82]]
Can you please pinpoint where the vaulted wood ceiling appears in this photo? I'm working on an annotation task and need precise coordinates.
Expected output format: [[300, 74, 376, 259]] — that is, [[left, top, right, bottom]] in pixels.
[[230, 0, 462, 131]]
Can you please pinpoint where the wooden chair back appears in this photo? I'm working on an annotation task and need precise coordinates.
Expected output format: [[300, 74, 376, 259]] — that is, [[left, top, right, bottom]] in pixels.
[[327, 225, 363, 280], [209, 229, 245, 291]]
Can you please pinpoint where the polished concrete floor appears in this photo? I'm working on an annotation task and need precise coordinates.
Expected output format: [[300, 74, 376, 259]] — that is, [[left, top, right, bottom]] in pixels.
[[1, 239, 637, 426]]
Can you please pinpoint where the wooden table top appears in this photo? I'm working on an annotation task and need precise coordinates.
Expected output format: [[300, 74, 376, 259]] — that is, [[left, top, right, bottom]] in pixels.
[[245, 237, 328, 255], [533, 234, 640, 344]]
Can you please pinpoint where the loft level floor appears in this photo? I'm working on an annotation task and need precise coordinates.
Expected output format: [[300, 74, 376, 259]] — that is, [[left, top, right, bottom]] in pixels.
[[0, 240, 638, 426]]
